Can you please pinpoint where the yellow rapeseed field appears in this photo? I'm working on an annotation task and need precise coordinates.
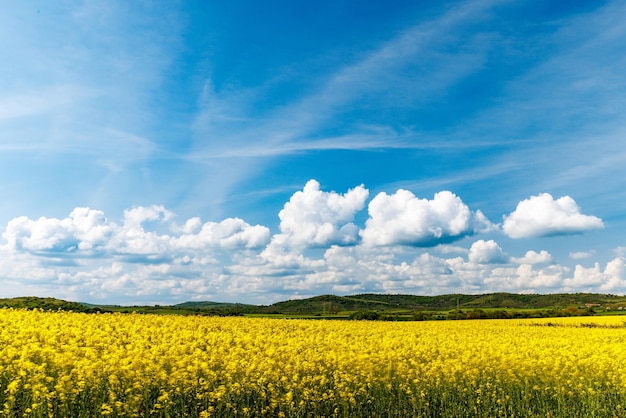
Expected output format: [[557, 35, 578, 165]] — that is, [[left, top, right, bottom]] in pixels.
[[1, 308, 626, 417]]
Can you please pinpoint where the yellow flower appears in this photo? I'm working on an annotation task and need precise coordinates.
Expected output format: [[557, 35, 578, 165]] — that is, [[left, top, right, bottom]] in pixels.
[[101, 403, 113, 415]]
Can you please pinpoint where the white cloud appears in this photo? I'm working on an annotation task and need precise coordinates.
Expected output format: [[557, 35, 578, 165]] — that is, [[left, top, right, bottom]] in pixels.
[[123, 205, 173, 228], [245, 253, 626, 302], [3, 208, 113, 253], [170, 218, 270, 251], [2, 205, 270, 261], [313, 245, 568, 296], [0, 186, 623, 305], [488, 264, 565, 290], [563, 258, 626, 291], [614, 247, 626, 258], [435, 244, 469, 255], [468, 240, 508, 264], [272, 180, 369, 248], [318, 246, 460, 295], [360, 190, 492, 246], [111, 206, 173, 258], [511, 250, 553, 265], [503, 193, 604, 238], [569, 250, 595, 260], [601, 258, 626, 291]]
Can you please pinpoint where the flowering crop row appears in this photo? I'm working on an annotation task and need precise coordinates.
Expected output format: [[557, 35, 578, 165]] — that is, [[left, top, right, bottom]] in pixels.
[[1, 309, 626, 417]]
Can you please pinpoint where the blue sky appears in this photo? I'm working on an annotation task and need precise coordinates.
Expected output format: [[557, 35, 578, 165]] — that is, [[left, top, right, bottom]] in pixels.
[[1, 0, 625, 305]]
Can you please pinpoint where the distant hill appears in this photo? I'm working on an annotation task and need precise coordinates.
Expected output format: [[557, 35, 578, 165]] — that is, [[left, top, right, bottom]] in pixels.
[[263, 292, 626, 314], [0, 296, 108, 313], [174, 301, 257, 310], [174, 301, 259, 315], [2, 293, 625, 317]]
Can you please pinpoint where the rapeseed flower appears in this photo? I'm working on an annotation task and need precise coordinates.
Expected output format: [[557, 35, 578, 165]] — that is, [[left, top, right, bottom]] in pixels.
[[1, 309, 626, 417]]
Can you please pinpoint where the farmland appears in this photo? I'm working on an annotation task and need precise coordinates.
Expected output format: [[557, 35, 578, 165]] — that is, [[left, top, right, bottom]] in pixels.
[[2, 308, 626, 417]]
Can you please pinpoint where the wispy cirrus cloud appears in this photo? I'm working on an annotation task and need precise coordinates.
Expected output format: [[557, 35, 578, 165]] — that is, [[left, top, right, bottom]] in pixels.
[[193, 0, 503, 151], [0, 3, 179, 136], [187, 0, 507, 209]]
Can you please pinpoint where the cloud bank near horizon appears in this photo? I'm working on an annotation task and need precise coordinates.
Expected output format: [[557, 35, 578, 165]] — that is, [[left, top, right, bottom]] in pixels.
[[1, 180, 621, 305]]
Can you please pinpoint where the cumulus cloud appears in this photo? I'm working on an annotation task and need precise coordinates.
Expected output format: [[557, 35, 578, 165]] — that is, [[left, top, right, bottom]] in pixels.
[[272, 180, 369, 248], [511, 250, 553, 265], [2, 205, 270, 260], [468, 240, 508, 264], [1, 184, 623, 305], [173, 218, 269, 250], [502, 193, 604, 238], [563, 258, 626, 291], [360, 190, 492, 246], [318, 246, 460, 295], [313, 245, 598, 296], [123, 205, 173, 228], [487, 264, 565, 290], [3, 208, 113, 253], [601, 258, 626, 291]]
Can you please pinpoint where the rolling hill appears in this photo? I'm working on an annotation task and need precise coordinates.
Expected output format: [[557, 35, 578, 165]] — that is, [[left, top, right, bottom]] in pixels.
[[2, 292, 625, 317]]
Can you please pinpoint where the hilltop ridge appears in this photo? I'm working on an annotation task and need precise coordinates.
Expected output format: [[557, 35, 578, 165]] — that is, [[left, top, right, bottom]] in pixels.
[[2, 292, 625, 318]]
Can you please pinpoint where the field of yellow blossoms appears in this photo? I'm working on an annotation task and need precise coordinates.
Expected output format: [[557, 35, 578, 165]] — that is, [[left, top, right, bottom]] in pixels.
[[2, 309, 626, 417]]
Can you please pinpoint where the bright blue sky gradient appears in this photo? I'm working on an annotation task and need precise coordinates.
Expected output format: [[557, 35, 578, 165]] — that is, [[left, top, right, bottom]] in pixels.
[[1, 0, 625, 304]]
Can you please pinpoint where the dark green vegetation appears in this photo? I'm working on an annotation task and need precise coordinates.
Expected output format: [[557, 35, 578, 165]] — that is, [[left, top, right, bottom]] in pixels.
[[3, 292, 626, 320], [0, 297, 107, 313], [260, 293, 624, 320]]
